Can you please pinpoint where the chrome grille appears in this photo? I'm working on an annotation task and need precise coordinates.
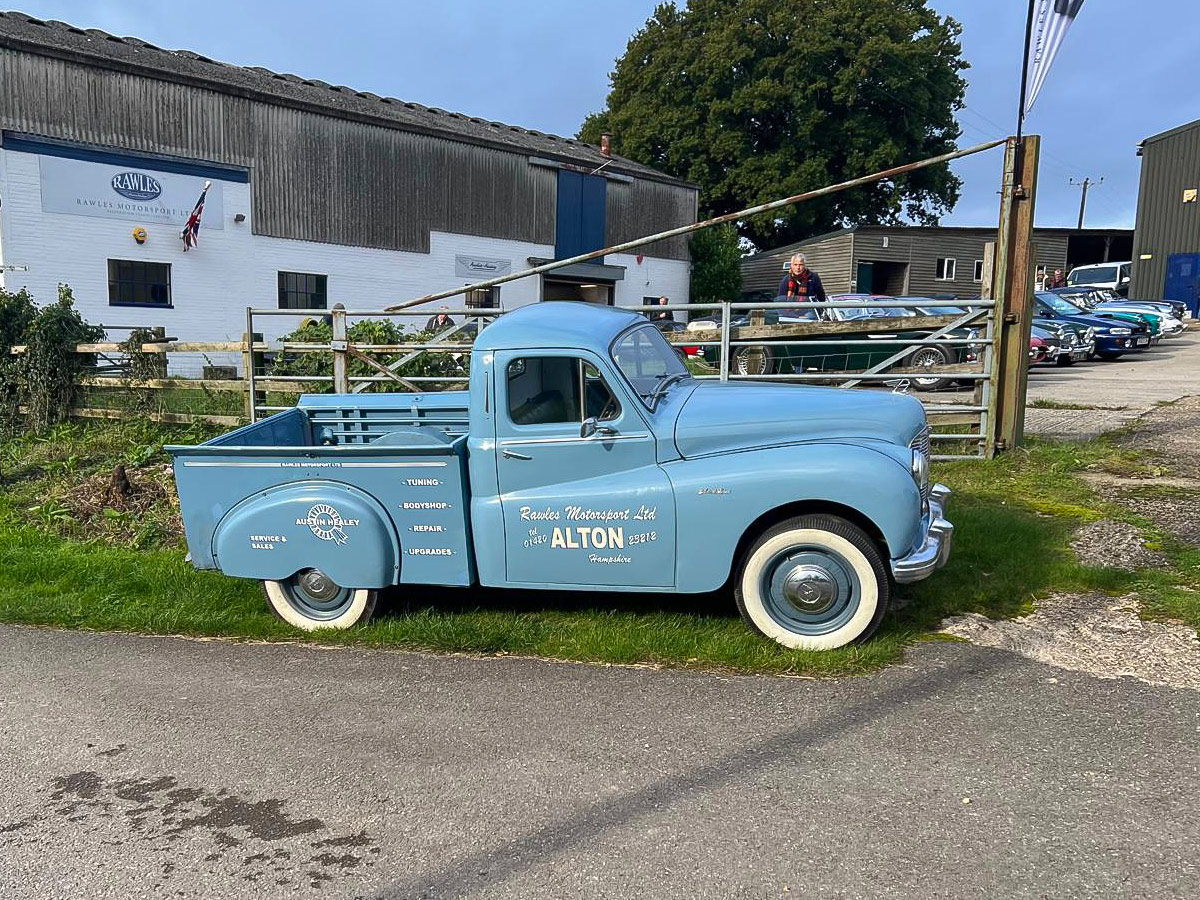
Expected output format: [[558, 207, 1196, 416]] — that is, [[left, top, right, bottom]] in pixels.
[[913, 427, 931, 459], [911, 427, 932, 503]]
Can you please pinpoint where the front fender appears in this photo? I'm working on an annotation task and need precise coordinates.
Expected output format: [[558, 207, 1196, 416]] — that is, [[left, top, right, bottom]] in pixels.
[[665, 442, 922, 593], [212, 481, 399, 588]]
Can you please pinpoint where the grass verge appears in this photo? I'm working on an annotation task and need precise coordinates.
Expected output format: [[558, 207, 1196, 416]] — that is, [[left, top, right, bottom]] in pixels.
[[0, 420, 1195, 676]]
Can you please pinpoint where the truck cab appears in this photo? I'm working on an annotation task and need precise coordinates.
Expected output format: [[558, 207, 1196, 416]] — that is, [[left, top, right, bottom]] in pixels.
[[168, 302, 952, 650]]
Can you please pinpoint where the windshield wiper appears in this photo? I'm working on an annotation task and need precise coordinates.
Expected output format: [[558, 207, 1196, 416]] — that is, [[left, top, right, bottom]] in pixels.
[[646, 372, 689, 410]]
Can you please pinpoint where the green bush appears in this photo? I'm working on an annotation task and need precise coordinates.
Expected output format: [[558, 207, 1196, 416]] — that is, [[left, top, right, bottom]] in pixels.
[[0, 284, 103, 433], [270, 317, 469, 391]]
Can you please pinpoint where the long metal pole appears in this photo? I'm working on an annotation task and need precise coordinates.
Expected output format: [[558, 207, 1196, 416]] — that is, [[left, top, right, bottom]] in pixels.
[[1016, 0, 1037, 142], [384, 138, 1006, 312]]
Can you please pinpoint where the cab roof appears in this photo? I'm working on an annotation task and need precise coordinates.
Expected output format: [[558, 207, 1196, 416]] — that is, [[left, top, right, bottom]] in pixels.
[[472, 302, 647, 353]]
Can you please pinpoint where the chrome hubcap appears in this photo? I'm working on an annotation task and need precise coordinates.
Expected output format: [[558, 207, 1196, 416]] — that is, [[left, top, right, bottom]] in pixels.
[[782, 564, 839, 616], [298, 568, 340, 602]]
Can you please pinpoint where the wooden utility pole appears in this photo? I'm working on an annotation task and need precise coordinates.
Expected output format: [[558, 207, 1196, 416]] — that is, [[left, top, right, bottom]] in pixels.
[[987, 135, 1041, 457], [1070, 176, 1103, 229]]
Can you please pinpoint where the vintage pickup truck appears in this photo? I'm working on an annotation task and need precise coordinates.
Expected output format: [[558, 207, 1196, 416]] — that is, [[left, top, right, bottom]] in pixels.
[[168, 302, 953, 650]]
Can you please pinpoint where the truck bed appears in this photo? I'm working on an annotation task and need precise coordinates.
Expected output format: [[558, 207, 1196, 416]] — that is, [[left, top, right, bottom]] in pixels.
[[166, 393, 474, 586]]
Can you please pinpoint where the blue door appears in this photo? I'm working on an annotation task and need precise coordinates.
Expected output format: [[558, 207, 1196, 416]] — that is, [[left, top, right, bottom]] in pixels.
[[555, 170, 607, 261], [494, 350, 676, 588], [1165, 253, 1200, 316]]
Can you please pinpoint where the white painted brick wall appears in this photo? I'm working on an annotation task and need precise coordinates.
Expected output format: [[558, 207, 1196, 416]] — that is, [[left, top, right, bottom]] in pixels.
[[0, 148, 691, 374]]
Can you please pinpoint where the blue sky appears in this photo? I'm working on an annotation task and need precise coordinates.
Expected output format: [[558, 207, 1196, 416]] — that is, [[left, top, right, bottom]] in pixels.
[[13, 1, 1198, 232]]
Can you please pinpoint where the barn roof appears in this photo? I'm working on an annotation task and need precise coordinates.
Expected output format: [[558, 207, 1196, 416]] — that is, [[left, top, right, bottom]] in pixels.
[[0, 10, 695, 189]]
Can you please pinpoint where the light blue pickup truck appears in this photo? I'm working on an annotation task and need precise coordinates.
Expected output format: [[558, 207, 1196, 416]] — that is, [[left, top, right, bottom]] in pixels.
[[168, 303, 952, 650]]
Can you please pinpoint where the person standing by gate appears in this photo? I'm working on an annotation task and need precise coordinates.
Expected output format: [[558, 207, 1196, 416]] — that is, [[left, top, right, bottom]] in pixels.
[[778, 253, 827, 313]]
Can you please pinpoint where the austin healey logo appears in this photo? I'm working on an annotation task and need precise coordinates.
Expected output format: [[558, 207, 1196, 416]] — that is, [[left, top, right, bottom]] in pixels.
[[296, 503, 359, 545]]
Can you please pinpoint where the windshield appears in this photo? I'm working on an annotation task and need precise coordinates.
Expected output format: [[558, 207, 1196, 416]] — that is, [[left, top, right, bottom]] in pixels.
[[1037, 291, 1085, 316], [1068, 265, 1118, 285], [611, 324, 689, 406]]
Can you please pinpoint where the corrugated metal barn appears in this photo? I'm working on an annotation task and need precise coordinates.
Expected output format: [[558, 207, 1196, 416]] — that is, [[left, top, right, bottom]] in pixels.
[[742, 225, 1132, 299], [0, 10, 698, 344], [1131, 119, 1200, 314]]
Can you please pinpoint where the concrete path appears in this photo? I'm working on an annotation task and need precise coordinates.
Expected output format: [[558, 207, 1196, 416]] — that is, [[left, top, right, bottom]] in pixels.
[[2, 626, 1198, 899]]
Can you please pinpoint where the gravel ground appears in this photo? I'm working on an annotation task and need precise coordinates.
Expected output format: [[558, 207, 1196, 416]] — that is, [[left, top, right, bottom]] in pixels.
[[941, 593, 1200, 691], [1070, 519, 1169, 569]]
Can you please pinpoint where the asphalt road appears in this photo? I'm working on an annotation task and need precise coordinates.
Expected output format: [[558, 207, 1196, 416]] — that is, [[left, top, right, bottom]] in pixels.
[[2, 625, 1198, 899], [1025, 329, 1200, 409]]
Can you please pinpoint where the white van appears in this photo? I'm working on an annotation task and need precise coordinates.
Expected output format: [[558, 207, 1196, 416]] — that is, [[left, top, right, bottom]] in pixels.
[[1067, 262, 1132, 295]]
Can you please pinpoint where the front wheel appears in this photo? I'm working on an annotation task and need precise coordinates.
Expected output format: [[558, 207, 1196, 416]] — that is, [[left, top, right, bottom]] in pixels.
[[734, 515, 890, 650], [263, 569, 377, 631]]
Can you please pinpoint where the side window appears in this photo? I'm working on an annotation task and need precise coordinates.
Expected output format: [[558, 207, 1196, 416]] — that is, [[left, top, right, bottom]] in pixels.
[[583, 363, 620, 422], [506, 357, 619, 426]]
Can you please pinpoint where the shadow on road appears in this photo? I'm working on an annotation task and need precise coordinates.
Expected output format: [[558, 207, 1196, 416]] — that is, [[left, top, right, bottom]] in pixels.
[[373, 647, 1009, 899]]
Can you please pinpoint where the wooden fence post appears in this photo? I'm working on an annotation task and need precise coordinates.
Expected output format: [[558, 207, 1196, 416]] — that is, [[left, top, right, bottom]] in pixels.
[[331, 304, 350, 394], [986, 135, 1040, 457]]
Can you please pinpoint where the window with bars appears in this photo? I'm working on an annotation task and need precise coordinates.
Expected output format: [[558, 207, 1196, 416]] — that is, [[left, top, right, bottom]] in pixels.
[[108, 260, 172, 307], [278, 272, 328, 310]]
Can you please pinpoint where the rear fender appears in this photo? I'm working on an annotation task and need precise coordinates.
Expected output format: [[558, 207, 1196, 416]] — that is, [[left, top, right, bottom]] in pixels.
[[212, 481, 398, 588]]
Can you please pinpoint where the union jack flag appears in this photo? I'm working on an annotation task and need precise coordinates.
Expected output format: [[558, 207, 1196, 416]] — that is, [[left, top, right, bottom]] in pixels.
[[180, 180, 211, 251]]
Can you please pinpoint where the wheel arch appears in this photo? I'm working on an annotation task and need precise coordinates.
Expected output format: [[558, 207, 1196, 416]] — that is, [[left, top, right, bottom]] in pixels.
[[727, 500, 890, 590], [211, 480, 400, 588]]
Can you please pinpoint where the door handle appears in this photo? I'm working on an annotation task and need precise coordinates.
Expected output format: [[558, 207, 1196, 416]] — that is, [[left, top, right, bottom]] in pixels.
[[502, 449, 533, 460]]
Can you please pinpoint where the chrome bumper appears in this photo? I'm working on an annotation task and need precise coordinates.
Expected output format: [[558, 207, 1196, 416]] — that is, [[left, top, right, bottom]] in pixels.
[[891, 484, 954, 584]]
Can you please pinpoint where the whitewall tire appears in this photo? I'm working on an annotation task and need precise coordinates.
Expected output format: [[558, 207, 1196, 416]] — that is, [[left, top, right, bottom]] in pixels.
[[263, 569, 377, 631], [735, 515, 890, 650]]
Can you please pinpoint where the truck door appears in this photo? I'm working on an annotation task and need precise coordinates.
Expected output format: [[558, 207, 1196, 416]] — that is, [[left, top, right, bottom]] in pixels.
[[494, 350, 676, 588]]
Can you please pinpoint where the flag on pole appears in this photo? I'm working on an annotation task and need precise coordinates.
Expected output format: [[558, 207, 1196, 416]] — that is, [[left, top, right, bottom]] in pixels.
[[1024, 0, 1086, 115], [180, 180, 211, 251]]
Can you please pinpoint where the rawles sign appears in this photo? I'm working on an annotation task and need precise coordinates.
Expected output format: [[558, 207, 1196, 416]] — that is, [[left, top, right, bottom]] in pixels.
[[35, 155, 224, 229], [110, 171, 162, 202]]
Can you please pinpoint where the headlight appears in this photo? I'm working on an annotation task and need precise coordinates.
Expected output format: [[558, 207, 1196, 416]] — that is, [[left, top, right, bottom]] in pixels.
[[966, 328, 981, 351], [911, 448, 930, 491]]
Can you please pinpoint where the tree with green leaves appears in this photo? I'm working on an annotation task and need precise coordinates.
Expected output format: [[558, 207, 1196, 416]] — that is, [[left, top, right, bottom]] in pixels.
[[689, 224, 743, 302], [580, 0, 968, 251]]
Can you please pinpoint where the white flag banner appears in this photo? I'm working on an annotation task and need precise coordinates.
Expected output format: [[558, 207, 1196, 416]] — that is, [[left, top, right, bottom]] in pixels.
[[1025, 0, 1086, 114]]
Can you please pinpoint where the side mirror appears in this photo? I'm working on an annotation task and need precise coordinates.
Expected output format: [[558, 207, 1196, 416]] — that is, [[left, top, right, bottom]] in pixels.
[[580, 417, 597, 439]]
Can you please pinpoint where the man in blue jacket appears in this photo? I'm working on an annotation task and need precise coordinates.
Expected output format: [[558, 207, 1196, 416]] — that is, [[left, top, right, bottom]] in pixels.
[[778, 253, 827, 307]]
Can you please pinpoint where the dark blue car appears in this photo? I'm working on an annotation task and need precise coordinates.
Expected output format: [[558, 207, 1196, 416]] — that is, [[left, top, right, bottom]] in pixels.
[[1033, 291, 1150, 360]]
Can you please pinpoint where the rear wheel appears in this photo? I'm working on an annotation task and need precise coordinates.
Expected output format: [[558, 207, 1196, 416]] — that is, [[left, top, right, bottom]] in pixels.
[[263, 569, 377, 631], [734, 345, 775, 376], [907, 345, 952, 390], [734, 515, 890, 650]]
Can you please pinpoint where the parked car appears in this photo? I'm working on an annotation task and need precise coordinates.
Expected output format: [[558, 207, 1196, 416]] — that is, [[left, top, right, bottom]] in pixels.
[[1029, 329, 1052, 365], [690, 296, 980, 390], [1033, 319, 1093, 366], [1050, 287, 1185, 337], [1033, 291, 1150, 359], [1067, 261, 1132, 296], [168, 302, 953, 651]]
